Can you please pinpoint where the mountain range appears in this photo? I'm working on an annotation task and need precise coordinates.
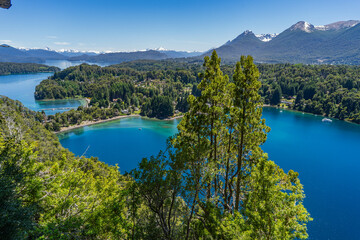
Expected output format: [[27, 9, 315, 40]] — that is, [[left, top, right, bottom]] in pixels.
[[208, 20, 360, 64], [1, 20, 360, 65], [0, 45, 203, 64]]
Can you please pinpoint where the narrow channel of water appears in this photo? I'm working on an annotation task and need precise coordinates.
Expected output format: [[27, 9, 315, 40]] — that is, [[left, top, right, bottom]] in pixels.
[[0, 72, 84, 115]]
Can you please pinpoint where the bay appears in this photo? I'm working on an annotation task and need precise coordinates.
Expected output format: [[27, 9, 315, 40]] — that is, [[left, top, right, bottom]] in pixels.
[[59, 108, 360, 240], [1, 62, 359, 239], [0, 73, 84, 115], [0, 60, 111, 115]]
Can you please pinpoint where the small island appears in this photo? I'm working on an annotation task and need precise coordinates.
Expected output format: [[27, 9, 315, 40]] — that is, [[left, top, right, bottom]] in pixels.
[[0, 62, 60, 75]]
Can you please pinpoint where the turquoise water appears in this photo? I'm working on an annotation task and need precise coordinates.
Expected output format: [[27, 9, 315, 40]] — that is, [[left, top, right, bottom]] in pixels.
[[59, 117, 181, 171], [2, 70, 360, 239], [59, 108, 360, 240], [0, 73, 83, 115]]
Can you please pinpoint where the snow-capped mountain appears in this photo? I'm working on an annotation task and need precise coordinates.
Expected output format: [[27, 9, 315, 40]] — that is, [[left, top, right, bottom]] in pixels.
[[288, 20, 360, 33], [255, 33, 278, 42], [208, 20, 360, 64], [315, 20, 360, 31], [289, 21, 316, 33], [55, 49, 99, 57]]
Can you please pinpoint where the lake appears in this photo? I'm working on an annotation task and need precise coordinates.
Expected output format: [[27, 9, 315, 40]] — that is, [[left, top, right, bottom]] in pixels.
[[0, 60, 112, 115], [2, 70, 360, 239], [59, 108, 360, 240], [0, 73, 85, 115]]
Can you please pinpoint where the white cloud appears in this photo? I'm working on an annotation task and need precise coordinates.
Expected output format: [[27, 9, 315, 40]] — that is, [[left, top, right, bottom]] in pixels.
[[54, 41, 70, 46], [46, 36, 58, 39], [0, 40, 12, 44]]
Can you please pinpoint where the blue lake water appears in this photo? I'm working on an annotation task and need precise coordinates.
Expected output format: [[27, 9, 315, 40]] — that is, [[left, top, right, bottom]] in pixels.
[[2, 69, 360, 239], [0, 61, 112, 114], [0, 73, 84, 115], [59, 108, 360, 240]]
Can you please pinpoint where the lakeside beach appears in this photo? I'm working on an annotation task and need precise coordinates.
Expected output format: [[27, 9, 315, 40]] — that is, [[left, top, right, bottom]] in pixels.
[[56, 114, 140, 133], [55, 113, 185, 134]]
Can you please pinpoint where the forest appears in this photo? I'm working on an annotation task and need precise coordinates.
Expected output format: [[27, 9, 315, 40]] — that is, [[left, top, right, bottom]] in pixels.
[[35, 63, 192, 120], [258, 64, 360, 123], [42, 105, 122, 132], [0, 62, 60, 75], [0, 53, 311, 239], [35, 58, 360, 124]]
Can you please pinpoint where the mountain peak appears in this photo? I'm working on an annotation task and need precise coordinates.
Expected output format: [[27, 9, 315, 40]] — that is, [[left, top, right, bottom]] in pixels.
[[290, 21, 315, 33], [242, 30, 254, 36]]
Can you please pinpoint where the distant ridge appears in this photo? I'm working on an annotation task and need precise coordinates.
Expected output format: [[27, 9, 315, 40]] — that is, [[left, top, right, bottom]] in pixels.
[[2, 20, 360, 65], [68, 50, 169, 63], [0, 46, 203, 64]]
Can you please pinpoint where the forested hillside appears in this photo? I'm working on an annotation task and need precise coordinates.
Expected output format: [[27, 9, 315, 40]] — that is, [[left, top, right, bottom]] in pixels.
[[35, 63, 196, 120], [0, 96, 130, 239], [258, 64, 360, 123], [0, 52, 312, 239], [35, 57, 360, 124]]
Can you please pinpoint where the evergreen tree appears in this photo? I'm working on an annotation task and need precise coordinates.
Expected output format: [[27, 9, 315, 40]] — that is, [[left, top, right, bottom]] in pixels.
[[0, 137, 39, 240], [271, 86, 282, 105], [134, 51, 311, 239]]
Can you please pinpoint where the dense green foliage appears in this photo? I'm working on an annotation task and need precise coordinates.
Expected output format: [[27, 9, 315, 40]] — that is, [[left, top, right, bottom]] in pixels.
[[0, 96, 134, 239], [258, 64, 360, 123], [35, 63, 195, 119], [131, 52, 311, 239], [0, 62, 59, 75], [35, 60, 360, 124], [141, 95, 174, 119], [0, 137, 38, 239], [43, 105, 123, 132], [0, 52, 312, 239]]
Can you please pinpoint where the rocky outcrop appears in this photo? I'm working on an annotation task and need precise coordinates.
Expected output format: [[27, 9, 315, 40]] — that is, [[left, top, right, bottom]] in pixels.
[[0, 0, 11, 9]]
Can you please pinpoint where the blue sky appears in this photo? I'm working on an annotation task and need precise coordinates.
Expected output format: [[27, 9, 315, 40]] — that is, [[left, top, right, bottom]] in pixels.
[[0, 0, 359, 52]]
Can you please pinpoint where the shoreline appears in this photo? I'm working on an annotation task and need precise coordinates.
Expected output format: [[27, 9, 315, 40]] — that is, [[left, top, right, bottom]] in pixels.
[[36, 97, 88, 109], [55, 114, 140, 134], [55, 114, 184, 134], [55, 106, 359, 135], [263, 105, 360, 125], [0, 71, 56, 77], [36, 97, 86, 102], [163, 115, 184, 121]]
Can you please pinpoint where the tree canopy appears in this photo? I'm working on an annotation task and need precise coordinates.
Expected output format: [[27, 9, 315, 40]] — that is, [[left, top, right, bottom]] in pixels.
[[132, 51, 312, 239], [0, 52, 312, 239]]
